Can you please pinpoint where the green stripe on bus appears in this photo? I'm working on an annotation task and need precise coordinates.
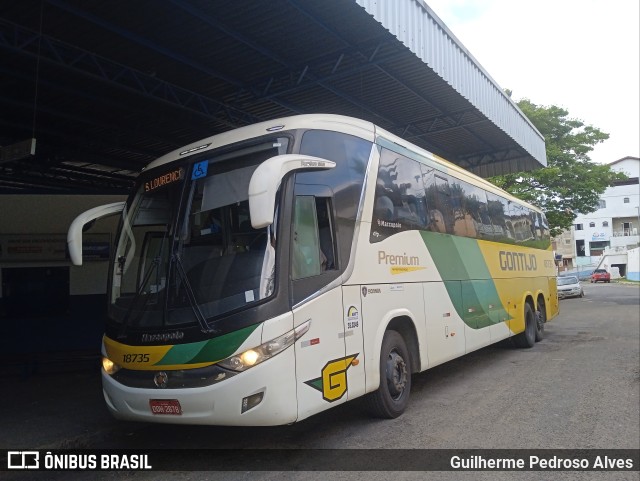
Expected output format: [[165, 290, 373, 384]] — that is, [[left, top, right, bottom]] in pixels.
[[155, 339, 208, 366], [156, 323, 260, 365], [421, 231, 509, 328]]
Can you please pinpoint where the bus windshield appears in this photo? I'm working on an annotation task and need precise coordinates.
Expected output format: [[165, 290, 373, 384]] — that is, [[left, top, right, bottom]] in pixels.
[[109, 137, 288, 331]]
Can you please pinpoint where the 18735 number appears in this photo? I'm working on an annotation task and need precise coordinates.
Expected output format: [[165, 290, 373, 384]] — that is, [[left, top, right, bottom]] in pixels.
[[123, 353, 150, 363]]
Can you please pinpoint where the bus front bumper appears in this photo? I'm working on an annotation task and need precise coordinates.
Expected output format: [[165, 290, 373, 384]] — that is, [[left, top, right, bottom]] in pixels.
[[101, 347, 297, 426]]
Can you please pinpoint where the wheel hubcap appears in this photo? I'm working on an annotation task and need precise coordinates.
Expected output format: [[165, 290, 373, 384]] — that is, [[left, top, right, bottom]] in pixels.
[[386, 350, 408, 400]]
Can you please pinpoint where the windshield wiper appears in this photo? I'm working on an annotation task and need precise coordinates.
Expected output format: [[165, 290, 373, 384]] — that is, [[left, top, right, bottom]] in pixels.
[[173, 253, 215, 334], [118, 255, 160, 338]]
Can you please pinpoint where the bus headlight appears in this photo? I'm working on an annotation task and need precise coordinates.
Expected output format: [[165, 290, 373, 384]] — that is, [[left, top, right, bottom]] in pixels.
[[218, 320, 310, 372], [102, 356, 121, 375]]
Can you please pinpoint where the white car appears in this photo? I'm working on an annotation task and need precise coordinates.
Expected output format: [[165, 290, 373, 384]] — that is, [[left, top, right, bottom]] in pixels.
[[557, 276, 584, 299]]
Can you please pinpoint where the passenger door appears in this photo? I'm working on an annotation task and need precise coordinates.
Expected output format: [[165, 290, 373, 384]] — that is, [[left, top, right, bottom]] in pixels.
[[290, 188, 348, 421], [293, 288, 346, 421]]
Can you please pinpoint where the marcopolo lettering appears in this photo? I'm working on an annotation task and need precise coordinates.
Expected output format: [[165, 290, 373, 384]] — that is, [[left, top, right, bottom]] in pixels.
[[141, 331, 185, 343], [378, 251, 420, 266], [499, 251, 537, 271]]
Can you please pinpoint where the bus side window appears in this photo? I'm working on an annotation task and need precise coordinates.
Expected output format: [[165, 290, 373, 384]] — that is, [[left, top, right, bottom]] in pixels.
[[316, 198, 336, 271], [292, 196, 337, 280], [292, 196, 322, 280], [434, 174, 453, 234]]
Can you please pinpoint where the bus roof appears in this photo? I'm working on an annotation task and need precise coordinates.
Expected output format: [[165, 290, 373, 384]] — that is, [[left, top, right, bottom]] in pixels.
[[145, 114, 375, 171], [145, 113, 542, 214]]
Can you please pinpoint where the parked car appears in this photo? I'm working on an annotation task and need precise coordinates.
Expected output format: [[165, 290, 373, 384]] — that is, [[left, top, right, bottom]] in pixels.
[[590, 269, 611, 283], [557, 276, 584, 299]]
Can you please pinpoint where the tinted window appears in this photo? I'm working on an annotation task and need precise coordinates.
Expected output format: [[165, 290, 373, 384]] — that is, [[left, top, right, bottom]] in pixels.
[[505, 202, 535, 243], [368, 144, 550, 250], [449, 177, 488, 238], [485, 192, 508, 241], [423, 168, 454, 234], [370, 149, 427, 242], [299, 130, 371, 267]]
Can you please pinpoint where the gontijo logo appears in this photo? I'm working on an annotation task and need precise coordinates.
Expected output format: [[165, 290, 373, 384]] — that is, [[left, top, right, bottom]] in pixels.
[[499, 251, 537, 271], [305, 354, 359, 402]]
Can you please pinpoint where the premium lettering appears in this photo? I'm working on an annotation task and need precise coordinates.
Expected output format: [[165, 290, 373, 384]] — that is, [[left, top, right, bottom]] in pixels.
[[378, 251, 420, 266]]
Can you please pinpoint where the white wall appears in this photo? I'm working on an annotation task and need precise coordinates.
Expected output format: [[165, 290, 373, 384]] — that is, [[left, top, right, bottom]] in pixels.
[[0, 195, 124, 234], [573, 180, 640, 256], [610, 157, 640, 178], [628, 247, 640, 281], [0, 194, 126, 297]]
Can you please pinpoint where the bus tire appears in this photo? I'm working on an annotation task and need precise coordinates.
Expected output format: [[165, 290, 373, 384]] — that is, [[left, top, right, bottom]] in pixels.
[[535, 299, 546, 342], [513, 303, 535, 348], [366, 330, 412, 419]]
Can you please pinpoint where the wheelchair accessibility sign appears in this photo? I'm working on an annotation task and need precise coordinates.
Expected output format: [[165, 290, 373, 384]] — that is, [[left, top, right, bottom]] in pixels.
[[191, 160, 208, 180]]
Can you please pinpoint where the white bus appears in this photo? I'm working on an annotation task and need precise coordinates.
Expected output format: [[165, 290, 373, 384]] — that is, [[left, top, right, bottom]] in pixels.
[[68, 114, 558, 425]]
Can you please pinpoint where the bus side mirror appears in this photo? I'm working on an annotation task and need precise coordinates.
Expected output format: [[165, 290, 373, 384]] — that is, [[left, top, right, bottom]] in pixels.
[[67, 202, 126, 266], [248, 154, 335, 229]]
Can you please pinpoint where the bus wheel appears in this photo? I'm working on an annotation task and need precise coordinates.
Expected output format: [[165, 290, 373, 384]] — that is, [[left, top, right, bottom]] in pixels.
[[513, 303, 535, 348], [366, 330, 412, 418], [535, 300, 546, 342]]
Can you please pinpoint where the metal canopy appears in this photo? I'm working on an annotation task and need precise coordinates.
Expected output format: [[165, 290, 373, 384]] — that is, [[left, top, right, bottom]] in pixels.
[[0, 0, 546, 195]]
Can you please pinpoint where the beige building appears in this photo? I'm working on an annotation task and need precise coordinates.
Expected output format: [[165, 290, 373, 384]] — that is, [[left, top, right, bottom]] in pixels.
[[552, 229, 576, 273]]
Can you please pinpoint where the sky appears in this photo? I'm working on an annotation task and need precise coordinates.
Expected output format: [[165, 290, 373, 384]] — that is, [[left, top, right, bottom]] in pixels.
[[425, 0, 640, 165]]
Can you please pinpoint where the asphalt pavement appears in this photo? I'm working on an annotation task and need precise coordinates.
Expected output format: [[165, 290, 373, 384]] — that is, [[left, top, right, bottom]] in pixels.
[[1, 281, 638, 481]]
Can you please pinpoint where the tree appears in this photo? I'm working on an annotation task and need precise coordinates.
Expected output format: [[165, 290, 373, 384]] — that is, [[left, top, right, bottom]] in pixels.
[[489, 99, 626, 237]]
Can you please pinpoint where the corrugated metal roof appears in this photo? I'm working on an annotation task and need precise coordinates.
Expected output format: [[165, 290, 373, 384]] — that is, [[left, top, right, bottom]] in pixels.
[[0, 0, 547, 193], [357, 0, 546, 175]]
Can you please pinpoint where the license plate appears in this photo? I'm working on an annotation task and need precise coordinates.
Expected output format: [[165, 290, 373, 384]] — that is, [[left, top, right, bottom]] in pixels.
[[149, 399, 182, 415]]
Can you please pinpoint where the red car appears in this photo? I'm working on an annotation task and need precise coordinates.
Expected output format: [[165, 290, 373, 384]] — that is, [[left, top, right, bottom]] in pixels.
[[590, 269, 611, 283]]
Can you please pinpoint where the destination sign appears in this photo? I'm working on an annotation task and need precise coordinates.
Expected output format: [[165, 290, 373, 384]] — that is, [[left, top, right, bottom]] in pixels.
[[144, 168, 183, 192]]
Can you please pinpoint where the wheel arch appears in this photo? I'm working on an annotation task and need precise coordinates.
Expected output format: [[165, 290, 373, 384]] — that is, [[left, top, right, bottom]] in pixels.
[[387, 316, 421, 375], [519, 292, 536, 314], [511, 292, 536, 335], [535, 291, 547, 316], [366, 309, 422, 393], [512, 293, 537, 348]]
